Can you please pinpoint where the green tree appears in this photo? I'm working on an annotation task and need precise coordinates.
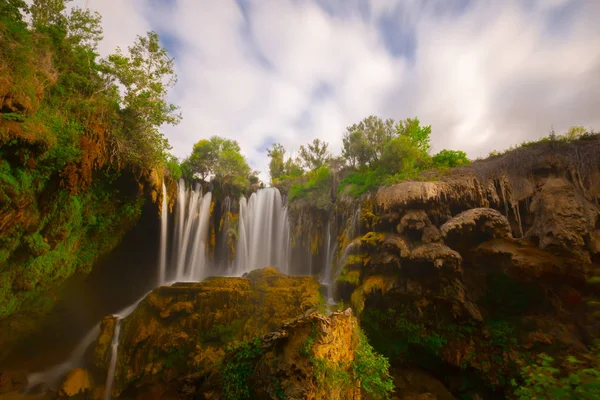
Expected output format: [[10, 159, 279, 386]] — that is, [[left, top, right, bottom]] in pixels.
[[66, 7, 103, 49], [30, 0, 70, 27], [564, 125, 586, 141], [101, 31, 181, 167], [396, 117, 431, 154], [298, 138, 330, 171], [342, 116, 395, 168], [432, 149, 470, 168], [284, 156, 303, 178], [267, 142, 286, 183], [380, 135, 422, 175], [184, 136, 251, 194], [0, 0, 29, 21]]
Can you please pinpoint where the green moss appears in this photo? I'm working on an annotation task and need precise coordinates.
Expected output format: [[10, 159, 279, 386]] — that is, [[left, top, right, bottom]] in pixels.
[[337, 269, 361, 286], [220, 337, 263, 400], [587, 277, 600, 285], [360, 232, 385, 249]]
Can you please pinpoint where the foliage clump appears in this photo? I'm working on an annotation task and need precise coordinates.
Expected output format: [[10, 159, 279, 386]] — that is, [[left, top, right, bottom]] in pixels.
[[0, 0, 180, 318], [513, 352, 600, 400], [220, 337, 263, 400]]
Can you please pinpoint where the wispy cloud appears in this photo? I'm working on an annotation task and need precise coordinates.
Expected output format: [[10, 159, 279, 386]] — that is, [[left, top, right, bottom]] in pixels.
[[76, 0, 600, 181]]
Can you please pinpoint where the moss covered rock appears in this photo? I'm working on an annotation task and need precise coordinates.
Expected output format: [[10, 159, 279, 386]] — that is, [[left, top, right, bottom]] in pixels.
[[97, 268, 323, 397]]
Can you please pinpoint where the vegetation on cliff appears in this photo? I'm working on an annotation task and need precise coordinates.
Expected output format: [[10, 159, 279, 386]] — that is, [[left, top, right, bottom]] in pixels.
[[0, 0, 179, 319]]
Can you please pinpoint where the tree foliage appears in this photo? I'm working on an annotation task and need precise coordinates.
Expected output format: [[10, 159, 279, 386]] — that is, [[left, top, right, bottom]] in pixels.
[[30, 0, 70, 27], [342, 115, 395, 168], [432, 149, 470, 168], [0, 3, 179, 319], [298, 138, 330, 171], [183, 136, 251, 195], [0, 0, 29, 21], [267, 142, 286, 183]]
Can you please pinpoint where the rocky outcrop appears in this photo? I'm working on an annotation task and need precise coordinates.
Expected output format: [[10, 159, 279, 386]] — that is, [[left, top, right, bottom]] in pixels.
[[96, 268, 323, 397], [440, 208, 512, 250], [58, 368, 93, 398], [211, 309, 361, 400], [346, 138, 600, 398]]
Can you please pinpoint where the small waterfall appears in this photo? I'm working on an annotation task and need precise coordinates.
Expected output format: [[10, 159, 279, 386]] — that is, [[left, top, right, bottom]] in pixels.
[[158, 181, 168, 285], [234, 188, 290, 275], [25, 323, 101, 392], [103, 293, 149, 400], [321, 222, 337, 304]]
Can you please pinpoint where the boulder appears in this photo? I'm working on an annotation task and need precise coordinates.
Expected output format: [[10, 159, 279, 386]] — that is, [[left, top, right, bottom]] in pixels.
[[397, 210, 432, 240], [527, 176, 597, 258], [441, 208, 512, 250], [96, 267, 322, 397], [409, 243, 463, 274], [472, 239, 568, 280], [58, 368, 92, 398], [391, 368, 457, 400]]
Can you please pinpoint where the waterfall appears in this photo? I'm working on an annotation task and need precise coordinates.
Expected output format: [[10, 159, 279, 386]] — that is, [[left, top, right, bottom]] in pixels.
[[234, 188, 290, 275], [103, 292, 149, 400], [158, 181, 168, 285], [169, 179, 212, 282], [25, 323, 101, 392], [321, 222, 337, 304], [27, 182, 295, 394]]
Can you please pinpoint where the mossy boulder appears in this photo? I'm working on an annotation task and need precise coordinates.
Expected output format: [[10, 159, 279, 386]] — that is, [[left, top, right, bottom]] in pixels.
[[96, 267, 323, 397]]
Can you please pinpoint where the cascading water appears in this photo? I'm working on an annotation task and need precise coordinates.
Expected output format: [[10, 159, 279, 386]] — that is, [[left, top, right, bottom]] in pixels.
[[158, 181, 168, 285], [170, 179, 212, 282], [103, 295, 149, 400], [234, 188, 291, 275], [25, 324, 101, 392], [321, 222, 337, 304]]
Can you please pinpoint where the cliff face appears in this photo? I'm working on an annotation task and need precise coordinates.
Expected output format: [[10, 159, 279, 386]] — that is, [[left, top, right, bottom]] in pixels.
[[340, 136, 600, 398], [0, 16, 170, 361]]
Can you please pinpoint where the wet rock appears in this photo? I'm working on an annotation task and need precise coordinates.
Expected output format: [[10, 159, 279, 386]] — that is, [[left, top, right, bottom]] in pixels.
[[58, 368, 92, 398], [590, 230, 600, 254], [250, 309, 361, 400], [382, 234, 411, 258], [441, 208, 512, 250], [397, 210, 433, 241], [390, 368, 456, 400], [422, 225, 442, 243], [0, 370, 27, 394], [97, 267, 322, 397], [93, 316, 117, 368], [527, 176, 597, 256], [409, 243, 463, 274]]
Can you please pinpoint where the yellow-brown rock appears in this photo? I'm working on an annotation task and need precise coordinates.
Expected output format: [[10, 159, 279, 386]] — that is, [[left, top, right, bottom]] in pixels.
[[58, 368, 92, 398], [97, 267, 322, 397], [250, 309, 361, 400]]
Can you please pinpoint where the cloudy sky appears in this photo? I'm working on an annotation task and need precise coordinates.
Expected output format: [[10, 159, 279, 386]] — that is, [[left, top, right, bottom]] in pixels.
[[73, 0, 599, 181]]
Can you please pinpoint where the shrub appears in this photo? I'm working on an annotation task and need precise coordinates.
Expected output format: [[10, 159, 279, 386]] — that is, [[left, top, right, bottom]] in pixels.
[[353, 329, 395, 399], [513, 353, 600, 400], [432, 149, 470, 168], [220, 337, 263, 400]]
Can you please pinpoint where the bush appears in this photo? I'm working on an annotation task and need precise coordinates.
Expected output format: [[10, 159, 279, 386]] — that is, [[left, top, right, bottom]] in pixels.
[[432, 149, 470, 168], [353, 329, 395, 399], [220, 337, 263, 400], [288, 165, 331, 209], [513, 353, 600, 400]]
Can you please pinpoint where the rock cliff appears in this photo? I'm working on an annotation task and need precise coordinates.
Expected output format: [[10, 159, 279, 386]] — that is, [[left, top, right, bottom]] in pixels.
[[338, 136, 600, 398]]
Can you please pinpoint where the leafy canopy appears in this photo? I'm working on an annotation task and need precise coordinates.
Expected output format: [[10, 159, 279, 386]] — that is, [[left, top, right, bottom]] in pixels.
[[298, 138, 331, 171], [183, 136, 251, 195]]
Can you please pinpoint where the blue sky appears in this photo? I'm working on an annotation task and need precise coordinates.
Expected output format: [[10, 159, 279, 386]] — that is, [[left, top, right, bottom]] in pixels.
[[75, 0, 599, 182]]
